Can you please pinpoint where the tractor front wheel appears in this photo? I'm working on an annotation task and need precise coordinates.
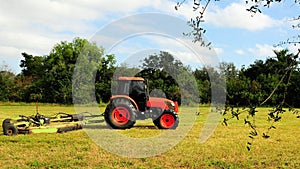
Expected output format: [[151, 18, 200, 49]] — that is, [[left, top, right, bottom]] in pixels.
[[153, 110, 179, 129], [104, 101, 136, 129]]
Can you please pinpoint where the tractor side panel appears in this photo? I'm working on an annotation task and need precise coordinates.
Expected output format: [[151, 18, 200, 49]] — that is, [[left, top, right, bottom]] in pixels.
[[147, 98, 169, 110]]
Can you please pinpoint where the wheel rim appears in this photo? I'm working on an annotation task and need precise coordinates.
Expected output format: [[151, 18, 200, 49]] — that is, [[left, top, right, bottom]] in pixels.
[[160, 114, 175, 129], [112, 106, 130, 125], [7, 129, 13, 136]]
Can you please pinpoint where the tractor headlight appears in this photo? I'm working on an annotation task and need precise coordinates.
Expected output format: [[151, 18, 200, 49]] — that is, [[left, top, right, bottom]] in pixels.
[[170, 102, 175, 107], [165, 101, 175, 110]]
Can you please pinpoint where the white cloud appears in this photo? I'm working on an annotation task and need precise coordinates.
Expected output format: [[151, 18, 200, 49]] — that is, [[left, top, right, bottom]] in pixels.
[[0, 0, 297, 73], [171, 47, 221, 68], [0, 46, 20, 58], [108, 33, 223, 69], [205, 2, 280, 31], [235, 49, 245, 55], [288, 43, 300, 54], [0, 0, 159, 32], [248, 44, 283, 57], [0, 0, 170, 72], [214, 47, 224, 56]]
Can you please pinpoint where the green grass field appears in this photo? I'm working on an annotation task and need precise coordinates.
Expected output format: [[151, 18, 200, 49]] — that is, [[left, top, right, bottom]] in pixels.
[[0, 103, 299, 168]]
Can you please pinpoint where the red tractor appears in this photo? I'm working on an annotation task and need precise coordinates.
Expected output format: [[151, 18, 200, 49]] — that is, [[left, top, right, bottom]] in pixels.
[[104, 77, 179, 129]]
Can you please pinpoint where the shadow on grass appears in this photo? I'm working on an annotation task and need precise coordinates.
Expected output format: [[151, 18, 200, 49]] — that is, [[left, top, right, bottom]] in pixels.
[[83, 124, 157, 130]]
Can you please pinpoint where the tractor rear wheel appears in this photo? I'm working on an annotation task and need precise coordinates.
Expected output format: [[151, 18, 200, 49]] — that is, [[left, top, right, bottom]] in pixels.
[[153, 110, 179, 129], [104, 100, 136, 129]]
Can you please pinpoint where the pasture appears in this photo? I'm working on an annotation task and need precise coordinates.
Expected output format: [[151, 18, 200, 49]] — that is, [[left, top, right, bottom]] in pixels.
[[0, 103, 299, 168]]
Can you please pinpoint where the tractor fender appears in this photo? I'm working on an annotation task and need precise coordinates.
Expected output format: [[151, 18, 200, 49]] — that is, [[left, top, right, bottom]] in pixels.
[[110, 95, 139, 111]]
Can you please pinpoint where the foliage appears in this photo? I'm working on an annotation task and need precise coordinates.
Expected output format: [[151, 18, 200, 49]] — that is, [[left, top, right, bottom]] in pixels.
[[0, 71, 15, 101], [136, 51, 199, 105], [224, 49, 299, 149], [2, 46, 300, 109], [137, 52, 181, 103], [95, 54, 116, 103], [72, 39, 104, 104], [174, 2, 299, 148], [0, 37, 116, 104]]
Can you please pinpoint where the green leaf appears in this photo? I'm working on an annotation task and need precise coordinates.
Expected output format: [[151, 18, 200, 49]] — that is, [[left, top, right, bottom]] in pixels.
[[262, 133, 270, 139], [250, 131, 257, 136], [223, 118, 228, 126]]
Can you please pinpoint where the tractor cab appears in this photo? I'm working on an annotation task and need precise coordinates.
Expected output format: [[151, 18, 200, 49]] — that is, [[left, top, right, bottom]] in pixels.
[[114, 77, 149, 111]]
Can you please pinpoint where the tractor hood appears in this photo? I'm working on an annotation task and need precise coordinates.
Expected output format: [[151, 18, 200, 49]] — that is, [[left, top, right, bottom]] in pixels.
[[147, 97, 179, 113]]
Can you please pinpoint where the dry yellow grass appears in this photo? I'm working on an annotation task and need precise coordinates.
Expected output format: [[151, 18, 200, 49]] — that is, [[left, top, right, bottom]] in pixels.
[[0, 103, 299, 168]]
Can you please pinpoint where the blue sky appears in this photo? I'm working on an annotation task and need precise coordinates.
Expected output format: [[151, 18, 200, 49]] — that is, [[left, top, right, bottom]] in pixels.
[[0, 0, 299, 73]]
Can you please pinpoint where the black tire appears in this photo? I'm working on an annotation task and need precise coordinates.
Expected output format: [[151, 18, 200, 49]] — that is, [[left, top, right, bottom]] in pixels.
[[2, 119, 11, 135], [104, 99, 136, 129], [3, 124, 18, 136], [153, 110, 179, 129]]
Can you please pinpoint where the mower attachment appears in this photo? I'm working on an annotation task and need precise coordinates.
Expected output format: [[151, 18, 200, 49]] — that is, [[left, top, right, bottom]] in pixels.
[[2, 112, 103, 136]]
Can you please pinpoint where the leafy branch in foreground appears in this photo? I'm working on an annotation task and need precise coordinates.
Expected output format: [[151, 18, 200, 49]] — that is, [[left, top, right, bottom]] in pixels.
[[175, 0, 300, 47], [221, 106, 258, 151], [175, 0, 300, 150], [221, 50, 300, 150], [175, 0, 218, 48]]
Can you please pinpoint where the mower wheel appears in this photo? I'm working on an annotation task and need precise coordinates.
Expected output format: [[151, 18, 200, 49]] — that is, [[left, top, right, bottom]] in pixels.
[[3, 124, 18, 136], [104, 99, 136, 129], [153, 110, 179, 129], [2, 119, 11, 135]]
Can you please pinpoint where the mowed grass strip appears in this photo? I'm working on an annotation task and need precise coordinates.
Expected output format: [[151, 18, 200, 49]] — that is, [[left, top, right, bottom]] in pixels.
[[0, 103, 299, 168]]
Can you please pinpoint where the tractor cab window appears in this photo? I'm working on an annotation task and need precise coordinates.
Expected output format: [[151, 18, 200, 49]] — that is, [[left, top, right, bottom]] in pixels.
[[115, 80, 146, 96], [129, 80, 148, 111], [129, 81, 146, 96], [116, 80, 130, 95]]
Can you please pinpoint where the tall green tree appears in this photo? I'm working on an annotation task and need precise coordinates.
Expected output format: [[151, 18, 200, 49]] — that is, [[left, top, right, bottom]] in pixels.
[[0, 71, 15, 101], [193, 67, 212, 104], [95, 54, 116, 103], [72, 40, 105, 104], [19, 37, 114, 104], [19, 53, 45, 102], [137, 52, 181, 104], [43, 38, 89, 103], [137, 51, 198, 105], [241, 49, 298, 106]]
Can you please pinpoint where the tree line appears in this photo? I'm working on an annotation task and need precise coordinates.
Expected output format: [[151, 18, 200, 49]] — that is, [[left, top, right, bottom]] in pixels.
[[1, 38, 299, 107]]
